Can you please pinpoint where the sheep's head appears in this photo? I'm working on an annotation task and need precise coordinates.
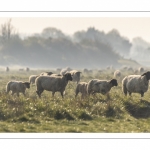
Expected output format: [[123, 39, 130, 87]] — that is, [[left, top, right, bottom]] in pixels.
[[46, 72, 53, 75], [75, 71, 82, 76], [23, 82, 30, 89], [109, 79, 118, 86], [71, 71, 81, 78], [64, 73, 72, 81], [141, 71, 150, 80]]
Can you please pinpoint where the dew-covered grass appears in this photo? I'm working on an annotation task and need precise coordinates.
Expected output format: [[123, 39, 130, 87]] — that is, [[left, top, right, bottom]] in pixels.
[[0, 69, 150, 132]]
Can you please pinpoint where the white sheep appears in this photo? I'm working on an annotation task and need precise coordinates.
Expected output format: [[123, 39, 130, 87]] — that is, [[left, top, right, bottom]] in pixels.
[[6, 81, 30, 97], [122, 71, 150, 98], [87, 79, 118, 97], [75, 82, 88, 99], [138, 67, 144, 73], [60, 67, 72, 75], [69, 70, 82, 84], [114, 70, 121, 78], [29, 75, 39, 84], [50, 74, 61, 77], [35, 72, 72, 98], [127, 67, 134, 72]]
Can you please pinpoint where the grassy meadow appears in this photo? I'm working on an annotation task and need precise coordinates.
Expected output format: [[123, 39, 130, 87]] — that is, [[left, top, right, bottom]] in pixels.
[[0, 68, 150, 133]]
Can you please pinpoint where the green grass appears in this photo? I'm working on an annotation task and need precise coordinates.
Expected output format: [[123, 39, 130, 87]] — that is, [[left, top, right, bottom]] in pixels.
[[0, 69, 150, 132]]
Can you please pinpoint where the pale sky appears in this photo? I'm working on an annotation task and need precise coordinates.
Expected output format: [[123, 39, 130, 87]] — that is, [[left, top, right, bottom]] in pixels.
[[0, 17, 150, 42]]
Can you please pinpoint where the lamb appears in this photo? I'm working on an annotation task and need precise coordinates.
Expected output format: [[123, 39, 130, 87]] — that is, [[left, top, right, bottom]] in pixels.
[[114, 70, 121, 78], [69, 70, 82, 84], [6, 81, 30, 97], [29, 75, 39, 84], [75, 82, 88, 99], [35, 72, 72, 98], [122, 71, 150, 98], [87, 79, 118, 96]]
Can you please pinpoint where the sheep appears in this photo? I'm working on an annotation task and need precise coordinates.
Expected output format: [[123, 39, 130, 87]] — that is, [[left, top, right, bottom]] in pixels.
[[6, 81, 30, 97], [106, 65, 114, 70], [19, 68, 24, 71], [29, 75, 39, 84], [60, 67, 72, 75], [69, 70, 82, 84], [56, 68, 61, 73], [134, 69, 139, 74], [26, 67, 30, 72], [127, 67, 134, 72], [138, 67, 144, 73], [5, 67, 9, 72], [87, 79, 118, 97], [75, 82, 88, 99], [114, 70, 121, 78], [122, 71, 150, 98], [50, 73, 61, 77], [40, 72, 53, 76], [83, 68, 89, 74], [88, 70, 93, 74], [35, 72, 72, 98]]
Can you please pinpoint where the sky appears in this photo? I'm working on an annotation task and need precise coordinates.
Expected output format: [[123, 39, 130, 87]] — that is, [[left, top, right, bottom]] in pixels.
[[0, 17, 150, 42]]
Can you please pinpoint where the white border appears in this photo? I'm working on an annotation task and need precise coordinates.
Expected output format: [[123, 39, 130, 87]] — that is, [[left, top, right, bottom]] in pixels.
[[0, 12, 150, 17], [0, 133, 149, 138]]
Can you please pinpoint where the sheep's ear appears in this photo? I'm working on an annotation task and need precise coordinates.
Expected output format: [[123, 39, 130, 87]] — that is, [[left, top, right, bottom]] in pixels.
[[64, 73, 69, 77]]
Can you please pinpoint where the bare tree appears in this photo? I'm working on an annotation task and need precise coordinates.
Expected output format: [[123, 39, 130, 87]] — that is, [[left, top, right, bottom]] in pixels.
[[0, 19, 16, 42]]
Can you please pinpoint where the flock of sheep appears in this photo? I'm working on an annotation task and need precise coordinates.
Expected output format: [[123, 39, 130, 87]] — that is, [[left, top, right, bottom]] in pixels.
[[5, 66, 150, 100]]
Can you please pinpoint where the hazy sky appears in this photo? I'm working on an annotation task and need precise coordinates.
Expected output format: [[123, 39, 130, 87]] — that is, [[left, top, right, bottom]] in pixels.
[[0, 17, 150, 42]]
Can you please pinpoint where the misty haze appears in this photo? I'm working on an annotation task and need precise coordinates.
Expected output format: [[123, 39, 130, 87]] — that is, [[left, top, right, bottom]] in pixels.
[[0, 18, 149, 70]]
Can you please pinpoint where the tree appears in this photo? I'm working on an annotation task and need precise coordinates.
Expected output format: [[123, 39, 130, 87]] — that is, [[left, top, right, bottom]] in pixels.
[[41, 27, 65, 39], [0, 19, 17, 42]]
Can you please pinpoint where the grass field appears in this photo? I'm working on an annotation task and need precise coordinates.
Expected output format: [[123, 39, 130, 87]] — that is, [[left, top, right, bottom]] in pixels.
[[0, 69, 150, 133]]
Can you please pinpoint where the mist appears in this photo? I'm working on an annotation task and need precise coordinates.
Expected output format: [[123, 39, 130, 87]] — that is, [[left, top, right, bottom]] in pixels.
[[0, 19, 149, 70]]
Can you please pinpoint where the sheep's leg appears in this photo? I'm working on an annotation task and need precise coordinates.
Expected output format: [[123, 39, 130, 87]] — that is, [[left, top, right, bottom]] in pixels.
[[75, 91, 79, 98], [36, 91, 40, 98], [17, 92, 19, 97], [60, 91, 64, 98], [36, 90, 43, 98], [81, 94, 84, 99], [52, 92, 55, 97], [129, 92, 132, 96], [122, 84, 128, 96], [141, 92, 144, 98], [106, 93, 110, 100], [11, 91, 15, 96], [23, 92, 26, 97], [92, 92, 97, 99]]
